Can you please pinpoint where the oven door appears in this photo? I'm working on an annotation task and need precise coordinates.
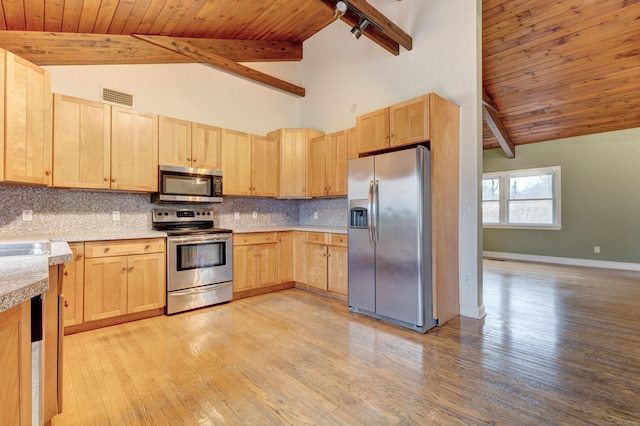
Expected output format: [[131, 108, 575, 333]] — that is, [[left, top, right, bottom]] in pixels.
[[167, 233, 232, 292]]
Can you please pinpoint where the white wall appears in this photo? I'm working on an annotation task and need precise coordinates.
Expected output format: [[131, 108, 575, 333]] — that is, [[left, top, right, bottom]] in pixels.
[[300, 0, 484, 319], [44, 0, 484, 319]]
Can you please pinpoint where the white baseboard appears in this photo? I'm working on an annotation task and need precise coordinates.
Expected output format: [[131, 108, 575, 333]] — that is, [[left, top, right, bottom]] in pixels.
[[483, 251, 640, 272], [459, 303, 486, 320]]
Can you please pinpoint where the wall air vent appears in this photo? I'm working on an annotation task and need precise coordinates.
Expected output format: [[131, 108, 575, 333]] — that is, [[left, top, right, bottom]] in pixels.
[[100, 87, 134, 108]]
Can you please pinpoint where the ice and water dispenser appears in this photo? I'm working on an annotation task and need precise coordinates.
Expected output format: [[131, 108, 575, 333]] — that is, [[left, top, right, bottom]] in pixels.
[[349, 200, 368, 228]]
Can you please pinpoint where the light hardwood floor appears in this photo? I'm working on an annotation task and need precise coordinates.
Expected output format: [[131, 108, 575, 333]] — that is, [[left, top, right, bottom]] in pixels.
[[54, 260, 640, 425]]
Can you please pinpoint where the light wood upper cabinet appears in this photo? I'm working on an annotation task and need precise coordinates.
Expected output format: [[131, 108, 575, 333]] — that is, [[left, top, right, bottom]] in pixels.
[[159, 116, 222, 170], [356, 107, 389, 154], [310, 130, 348, 197], [390, 94, 431, 147], [267, 128, 324, 198], [111, 107, 158, 192], [347, 127, 359, 160], [158, 116, 192, 167], [221, 128, 252, 196], [62, 242, 85, 328], [191, 122, 222, 170], [3, 50, 52, 186], [251, 135, 279, 197], [53, 95, 111, 189], [222, 130, 278, 197]]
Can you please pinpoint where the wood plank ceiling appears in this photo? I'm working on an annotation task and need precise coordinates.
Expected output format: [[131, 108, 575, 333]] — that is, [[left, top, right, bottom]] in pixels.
[[0, 1, 637, 152], [483, 0, 640, 153]]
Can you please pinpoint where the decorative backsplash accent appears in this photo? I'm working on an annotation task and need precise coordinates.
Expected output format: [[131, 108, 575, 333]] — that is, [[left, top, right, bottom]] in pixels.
[[0, 186, 346, 236]]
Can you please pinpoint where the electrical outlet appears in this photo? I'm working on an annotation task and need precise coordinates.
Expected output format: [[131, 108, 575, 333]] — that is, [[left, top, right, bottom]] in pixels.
[[594, 246, 600, 254], [22, 210, 33, 221], [112, 211, 121, 221], [314, 211, 318, 220], [234, 212, 240, 220], [252, 211, 257, 219]]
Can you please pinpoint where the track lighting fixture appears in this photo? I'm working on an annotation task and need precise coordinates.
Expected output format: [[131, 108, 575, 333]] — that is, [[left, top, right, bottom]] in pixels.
[[334, 0, 347, 19], [351, 18, 370, 39]]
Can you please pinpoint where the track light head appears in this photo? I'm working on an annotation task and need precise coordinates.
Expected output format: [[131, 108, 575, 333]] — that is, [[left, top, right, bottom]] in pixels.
[[334, 1, 347, 19], [351, 18, 370, 39]]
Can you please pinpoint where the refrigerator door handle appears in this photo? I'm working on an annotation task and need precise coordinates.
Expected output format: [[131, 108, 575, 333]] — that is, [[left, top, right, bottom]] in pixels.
[[367, 180, 374, 247], [373, 180, 380, 246]]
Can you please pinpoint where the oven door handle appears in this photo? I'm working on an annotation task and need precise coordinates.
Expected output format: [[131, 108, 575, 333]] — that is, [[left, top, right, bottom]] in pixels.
[[170, 282, 232, 296], [168, 235, 231, 244]]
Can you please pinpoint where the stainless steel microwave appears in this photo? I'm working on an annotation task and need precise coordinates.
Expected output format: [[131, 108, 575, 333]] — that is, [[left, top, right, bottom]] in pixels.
[[152, 165, 223, 203]]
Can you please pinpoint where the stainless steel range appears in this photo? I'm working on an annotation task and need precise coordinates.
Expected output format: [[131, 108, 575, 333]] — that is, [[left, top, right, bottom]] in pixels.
[[153, 208, 233, 314]]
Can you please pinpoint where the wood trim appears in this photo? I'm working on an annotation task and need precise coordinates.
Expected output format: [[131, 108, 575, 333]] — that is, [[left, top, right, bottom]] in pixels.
[[233, 282, 296, 300], [346, 0, 412, 51], [133, 34, 306, 97], [64, 308, 164, 335], [293, 282, 348, 303]]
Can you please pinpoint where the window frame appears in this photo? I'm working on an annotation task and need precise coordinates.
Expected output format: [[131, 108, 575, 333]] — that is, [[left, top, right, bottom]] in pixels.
[[482, 166, 562, 230]]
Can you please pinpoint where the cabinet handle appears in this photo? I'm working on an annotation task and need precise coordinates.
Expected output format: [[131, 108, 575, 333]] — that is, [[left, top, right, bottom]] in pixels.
[[103, 177, 109, 182], [187, 157, 192, 162], [104, 247, 110, 253], [144, 244, 150, 250], [129, 266, 134, 272], [192, 158, 197, 163], [111, 178, 116, 183], [45, 170, 51, 176], [63, 270, 69, 277], [121, 267, 127, 273], [76, 254, 83, 260], [63, 300, 68, 308]]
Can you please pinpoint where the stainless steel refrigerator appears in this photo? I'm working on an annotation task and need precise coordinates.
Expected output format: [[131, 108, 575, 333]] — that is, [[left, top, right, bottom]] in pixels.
[[348, 146, 436, 333]]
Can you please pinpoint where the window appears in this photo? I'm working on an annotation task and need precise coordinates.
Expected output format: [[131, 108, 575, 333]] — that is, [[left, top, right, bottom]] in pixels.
[[482, 166, 561, 229]]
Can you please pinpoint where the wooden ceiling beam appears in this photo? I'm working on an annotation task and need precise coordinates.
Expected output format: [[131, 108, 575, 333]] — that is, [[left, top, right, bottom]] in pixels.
[[482, 87, 515, 158], [0, 32, 303, 65], [133, 34, 305, 97], [316, 0, 411, 56]]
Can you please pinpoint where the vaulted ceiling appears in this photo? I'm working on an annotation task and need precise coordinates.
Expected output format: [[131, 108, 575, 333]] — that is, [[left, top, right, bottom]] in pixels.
[[0, 1, 637, 155]]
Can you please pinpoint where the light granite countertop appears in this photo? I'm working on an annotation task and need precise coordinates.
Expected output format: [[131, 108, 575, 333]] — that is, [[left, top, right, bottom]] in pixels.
[[0, 240, 72, 313], [231, 225, 347, 234]]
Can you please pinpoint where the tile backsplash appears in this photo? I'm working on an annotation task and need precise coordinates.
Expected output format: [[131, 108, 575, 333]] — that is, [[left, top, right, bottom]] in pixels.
[[0, 185, 347, 236]]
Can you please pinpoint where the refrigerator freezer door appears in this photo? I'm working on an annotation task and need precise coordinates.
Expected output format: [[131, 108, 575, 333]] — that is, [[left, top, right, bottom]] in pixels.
[[348, 156, 376, 313], [374, 148, 426, 326]]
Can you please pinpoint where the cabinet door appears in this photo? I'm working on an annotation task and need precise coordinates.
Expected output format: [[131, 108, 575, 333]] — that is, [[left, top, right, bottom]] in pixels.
[[84, 256, 128, 321], [159, 116, 192, 167], [390, 94, 430, 147], [4, 51, 52, 185], [305, 243, 328, 290], [127, 253, 166, 313], [62, 242, 85, 328], [221, 129, 252, 196], [277, 129, 308, 197], [326, 130, 348, 196], [53, 95, 111, 189], [347, 127, 359, 160], [356, 107, 389, 154], [251, 135, 279, 197], [192, 122, 222, 170], [328, 245, 348, 295], [292, 231, 306, 283], [233, 245, 257, 292], [0, 302, 31, 426], [256, 243, 278, 288], [277, 232, 293, 283], [309, 135, 327, 197], [111, 107, 159, 191]]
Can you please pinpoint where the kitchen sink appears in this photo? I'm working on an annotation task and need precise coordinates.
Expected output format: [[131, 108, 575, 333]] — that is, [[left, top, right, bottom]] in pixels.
[[0, 242, 51, 257]]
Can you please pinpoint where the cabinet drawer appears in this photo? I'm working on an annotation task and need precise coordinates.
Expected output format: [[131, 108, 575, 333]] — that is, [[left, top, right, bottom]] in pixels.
[[329, 233, 348, 247], [307, 232, 328, 244], [84, 238, 165, 258], [233, 232, 277, 246]]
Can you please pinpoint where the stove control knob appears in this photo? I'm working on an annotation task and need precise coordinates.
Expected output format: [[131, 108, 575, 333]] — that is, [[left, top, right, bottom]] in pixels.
[[164, 212, 169, 216], [156, 212, 162, 216]]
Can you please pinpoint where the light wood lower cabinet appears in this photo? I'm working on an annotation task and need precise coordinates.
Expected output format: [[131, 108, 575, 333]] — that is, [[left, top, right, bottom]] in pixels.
[[277, 231, 293, 283], [61, 242, 85, 327], [301, 232, 348, 296], [233, 233, 279, 295], [0, 301, 31, 426], [64, 238, 165, 333]]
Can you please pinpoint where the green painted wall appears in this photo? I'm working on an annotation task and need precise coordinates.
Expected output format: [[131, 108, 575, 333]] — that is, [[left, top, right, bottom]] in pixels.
[[483, 128, 640, 263]]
